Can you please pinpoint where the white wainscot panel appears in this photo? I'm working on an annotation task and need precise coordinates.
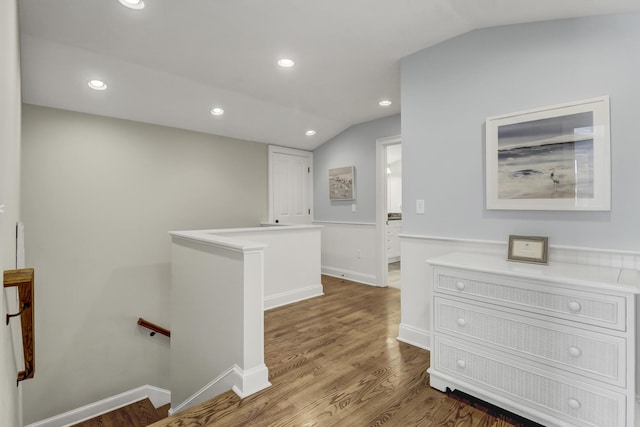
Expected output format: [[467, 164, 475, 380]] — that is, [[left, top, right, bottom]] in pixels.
[[221, 225, 323, 310], [314, 222, 379, 286], [398, 234, 640, 352]]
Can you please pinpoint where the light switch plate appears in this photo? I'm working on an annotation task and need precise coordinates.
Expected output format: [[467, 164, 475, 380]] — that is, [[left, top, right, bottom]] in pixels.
[[416, 199, 425, 214]]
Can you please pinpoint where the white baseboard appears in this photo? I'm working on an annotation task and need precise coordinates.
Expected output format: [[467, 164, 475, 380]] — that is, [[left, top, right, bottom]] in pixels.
[[169, 366, 237, 416], [264, 284, 324, 310], [231, 364, 271, 399], [397, 323, 431, 350], [321, 266, 379, 286], [169, 364, 271, 416], [26, 385, 170, 427]]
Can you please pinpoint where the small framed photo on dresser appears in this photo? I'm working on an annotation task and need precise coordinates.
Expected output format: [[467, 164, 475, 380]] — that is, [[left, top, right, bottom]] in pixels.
[[507, 235, 548, 264]]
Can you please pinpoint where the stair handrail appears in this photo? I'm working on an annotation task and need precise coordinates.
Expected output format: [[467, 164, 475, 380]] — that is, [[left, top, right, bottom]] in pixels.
[[137, 317, 170, 337], [4, 268, 35, 384]]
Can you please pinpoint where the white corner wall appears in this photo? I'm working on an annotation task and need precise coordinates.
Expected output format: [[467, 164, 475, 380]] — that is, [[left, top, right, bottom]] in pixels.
[[0, 0, 22, 426], [169, 232, 270, 414], [217, 226, 323, 309], [20, 105, 269, 424]]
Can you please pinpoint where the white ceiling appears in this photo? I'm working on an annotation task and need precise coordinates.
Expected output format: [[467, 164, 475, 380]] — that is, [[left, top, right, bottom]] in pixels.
[[18, 0, 640, 151]]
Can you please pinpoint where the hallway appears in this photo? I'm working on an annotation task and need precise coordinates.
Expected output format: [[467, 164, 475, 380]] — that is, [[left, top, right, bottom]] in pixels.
[[151, 276, 536, 426]]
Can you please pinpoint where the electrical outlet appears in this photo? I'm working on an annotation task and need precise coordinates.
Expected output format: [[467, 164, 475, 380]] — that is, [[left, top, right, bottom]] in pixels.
[[356, 250, 361, 259]]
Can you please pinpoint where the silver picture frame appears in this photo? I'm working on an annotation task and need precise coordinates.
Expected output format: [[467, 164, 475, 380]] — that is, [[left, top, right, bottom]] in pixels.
[[507, 235, 549, 265], [328, 166, 355, 201]]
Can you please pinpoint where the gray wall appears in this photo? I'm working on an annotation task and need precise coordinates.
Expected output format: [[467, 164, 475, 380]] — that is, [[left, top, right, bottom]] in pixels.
[[402, 14, 640, 250], [313, 114, 400, 223], [21, 105, 268, 423], [0, 1, 22, 425]]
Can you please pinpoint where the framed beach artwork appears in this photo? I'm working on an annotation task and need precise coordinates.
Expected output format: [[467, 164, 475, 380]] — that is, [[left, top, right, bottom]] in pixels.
[[328, 166, 355, 200], [485, 96, 611, 211]]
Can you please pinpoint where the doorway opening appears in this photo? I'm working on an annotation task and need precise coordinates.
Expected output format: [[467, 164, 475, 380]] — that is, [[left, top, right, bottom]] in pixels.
[[375, 135, 401, 288], [386, 143, 402, 288]]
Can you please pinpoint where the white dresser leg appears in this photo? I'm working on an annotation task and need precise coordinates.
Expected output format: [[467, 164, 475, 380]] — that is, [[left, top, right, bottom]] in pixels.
[[427, 369, 449, 392]]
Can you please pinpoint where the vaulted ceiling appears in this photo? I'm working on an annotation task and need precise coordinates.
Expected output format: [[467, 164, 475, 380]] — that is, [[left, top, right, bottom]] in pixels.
[[18, 0, 640, 150]]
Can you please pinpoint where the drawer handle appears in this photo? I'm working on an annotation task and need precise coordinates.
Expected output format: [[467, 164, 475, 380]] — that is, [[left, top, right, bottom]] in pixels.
[[568, 346, 582, 358], [457, 318, 466, 327], [567, 398, 581, 410], [456, 359, 466, 369], [456, 281, 466, 291], [568, 301, 582, 313]]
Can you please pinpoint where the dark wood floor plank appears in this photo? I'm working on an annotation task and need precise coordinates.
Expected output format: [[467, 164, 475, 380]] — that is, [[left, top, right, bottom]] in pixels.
[[430, 397, 498, 427], [151, 276, 527, 427], [155, 403, 171, 419], [72, 398, 162, 427]]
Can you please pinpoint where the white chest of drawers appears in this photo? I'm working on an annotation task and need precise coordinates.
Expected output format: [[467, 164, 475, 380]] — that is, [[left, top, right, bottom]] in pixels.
[[427, 252, 640, 427], [386, 220, 402, 262]]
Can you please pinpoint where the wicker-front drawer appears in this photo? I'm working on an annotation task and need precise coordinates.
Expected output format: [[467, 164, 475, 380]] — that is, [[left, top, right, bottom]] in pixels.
[[434, 297, 626, 387], [434, 267, 626, 331], [433, 337, 625, 427]]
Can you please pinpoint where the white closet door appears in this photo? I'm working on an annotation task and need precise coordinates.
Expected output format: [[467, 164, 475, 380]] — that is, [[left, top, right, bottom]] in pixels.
[[269, 146, 313, 225]]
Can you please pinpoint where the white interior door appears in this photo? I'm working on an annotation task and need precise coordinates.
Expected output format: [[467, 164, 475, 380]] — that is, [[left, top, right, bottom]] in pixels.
[[269, 145, 313, 225]]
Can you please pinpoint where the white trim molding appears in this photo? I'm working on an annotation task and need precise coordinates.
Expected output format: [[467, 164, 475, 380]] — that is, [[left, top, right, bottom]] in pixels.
[[400, 233, 640, 268], [317, 221, 380, 286], [169, 364, 271, 416], [313, 220, 376, 226], [231, 364, 271, 399], [169, 366, 238, 415], [25, 385, 171, 427], [321, 266, 378, 286], [397, 323, 430, 350], [264, 284, 324, 310]]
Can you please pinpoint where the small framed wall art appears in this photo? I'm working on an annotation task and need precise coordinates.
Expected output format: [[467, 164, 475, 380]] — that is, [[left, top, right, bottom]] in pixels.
[[328, 166, 355, 200], [507, 235, 549, 265], [486, 96, 611, 211]]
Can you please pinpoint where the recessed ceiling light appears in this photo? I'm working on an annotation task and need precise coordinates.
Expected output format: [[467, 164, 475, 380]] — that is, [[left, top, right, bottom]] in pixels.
[[88, 80, 108, 91], [210, 107, 224, 116], [378, 100, 392, 107], [277, 58, 295, 68], [118, 0, 145, 9], [305, 130, 316, 136]]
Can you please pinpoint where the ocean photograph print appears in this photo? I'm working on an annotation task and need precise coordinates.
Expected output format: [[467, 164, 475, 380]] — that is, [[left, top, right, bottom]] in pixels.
[[485, 96, 611, 211]]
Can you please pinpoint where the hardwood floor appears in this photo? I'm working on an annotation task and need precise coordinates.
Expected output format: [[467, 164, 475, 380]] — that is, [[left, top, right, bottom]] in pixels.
[[72, 398, 166, 427], [387, 261, 401, 288], [151, 276, 540, 426]]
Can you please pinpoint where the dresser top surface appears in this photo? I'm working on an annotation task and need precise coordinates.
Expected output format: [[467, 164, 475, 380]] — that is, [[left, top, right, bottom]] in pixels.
[[427, 252, 640, 294]]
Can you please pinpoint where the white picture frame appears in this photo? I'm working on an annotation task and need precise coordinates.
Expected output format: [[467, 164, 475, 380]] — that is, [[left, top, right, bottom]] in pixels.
[[486, 96, 611, 211]]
